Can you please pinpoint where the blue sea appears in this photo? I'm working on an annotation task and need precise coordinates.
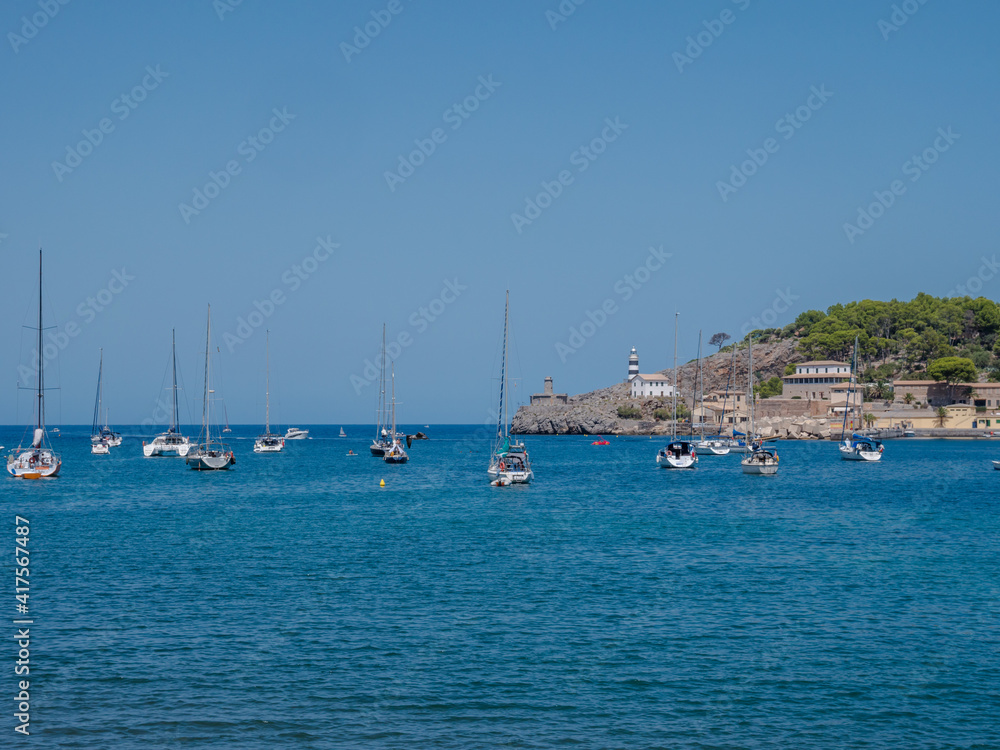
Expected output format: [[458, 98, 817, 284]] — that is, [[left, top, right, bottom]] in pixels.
[[4, 425, 999, 749]]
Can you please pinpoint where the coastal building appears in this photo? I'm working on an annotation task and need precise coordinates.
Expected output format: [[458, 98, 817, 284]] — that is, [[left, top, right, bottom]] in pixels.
[[782, 360, 852, 401], [627, 347, 639, 381], [629, 374, 676, 399], [530, 376, 568, 406], [891, 379, 1000, 408]]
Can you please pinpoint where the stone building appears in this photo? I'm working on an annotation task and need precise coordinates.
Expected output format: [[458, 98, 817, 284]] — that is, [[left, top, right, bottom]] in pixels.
[[530, 376, 568, 405], [891, 380, 999, 408], [782, 360, 852, 401]]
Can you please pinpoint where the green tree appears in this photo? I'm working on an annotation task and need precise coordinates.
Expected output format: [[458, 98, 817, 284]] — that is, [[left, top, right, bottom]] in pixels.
[[927, 356, 978, 403], [863, 412, 877, 428], [936, 406, 949, 427], [617, 405, 642, 419], [709, 332, 730, 352], [903, 392, 914, 405]]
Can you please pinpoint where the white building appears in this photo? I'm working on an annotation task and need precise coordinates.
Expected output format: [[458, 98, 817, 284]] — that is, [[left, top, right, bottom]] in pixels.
[[630, 374, 676, 399]]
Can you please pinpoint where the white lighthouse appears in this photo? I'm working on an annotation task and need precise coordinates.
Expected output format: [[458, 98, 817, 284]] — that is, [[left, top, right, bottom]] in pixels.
[[627, 346, 639, 382]]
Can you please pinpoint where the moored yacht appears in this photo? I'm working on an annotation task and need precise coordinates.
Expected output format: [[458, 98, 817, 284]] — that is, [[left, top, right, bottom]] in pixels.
[[7, 251, 61, 478], [144, 331, 192, 457], [186, 306, 235, 471], [658, 313, 697, 470], [383, 363, 408, 465], [838, 337, 882, 463], [285, 427, 308, 440], [739, 334, 779, 475], [254, 331, 284, 454], [488, 292, 533, 484]]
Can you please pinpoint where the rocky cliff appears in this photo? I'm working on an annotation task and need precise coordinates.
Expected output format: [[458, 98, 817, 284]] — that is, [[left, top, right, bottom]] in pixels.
[[512, 339, 808, 436]]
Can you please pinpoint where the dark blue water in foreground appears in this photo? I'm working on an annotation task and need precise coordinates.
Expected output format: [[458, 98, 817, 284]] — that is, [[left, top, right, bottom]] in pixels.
[[4, 425, 999, 749]]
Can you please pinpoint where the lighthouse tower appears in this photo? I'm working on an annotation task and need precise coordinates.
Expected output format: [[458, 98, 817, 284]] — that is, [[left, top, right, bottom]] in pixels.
[[627, 346, 639, 382]]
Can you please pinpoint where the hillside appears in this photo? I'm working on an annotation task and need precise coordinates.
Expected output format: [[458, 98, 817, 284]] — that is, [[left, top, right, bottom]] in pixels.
[[512, 293, 1000, 434]]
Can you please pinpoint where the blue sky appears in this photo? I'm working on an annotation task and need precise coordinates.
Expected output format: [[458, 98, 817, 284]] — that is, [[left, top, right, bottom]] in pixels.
[[1, 0, 997, 426]]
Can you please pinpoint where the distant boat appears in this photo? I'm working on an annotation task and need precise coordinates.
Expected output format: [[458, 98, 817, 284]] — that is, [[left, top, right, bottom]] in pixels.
[[90, 350, 112, 455], [383, 363, 409, 464], [370, 324, 395, 457], [254, 331, 284, 454], [7, 250, 61, 478], [222, 402, 232, 433], [339, 427, 347, 438], [285, 427, 309, 440], [185, 306, 235, 471], [144, 330, 193, 457], [740, 331, 778, 475], [692, 330, 730, 456], [839, 336, 882, 462], [488, 292, 533, 484], [658, 313, 697, 469]]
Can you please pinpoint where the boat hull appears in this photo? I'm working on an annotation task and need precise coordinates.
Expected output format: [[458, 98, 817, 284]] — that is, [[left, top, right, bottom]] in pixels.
[[370, 442, 387, 457], [657, 454, 697, 468], [91, 443, 110, 455], [185, 451, 235, 470], [487, 466, 533, 484], [993, 461, 1000, 470], [742, 461, 778, 475], [7, 450, 61, 478], [285, 429, 308, 440], [143, 436, 192, 457], [840, 447, 882, 462], [694, 441, 730, 456]]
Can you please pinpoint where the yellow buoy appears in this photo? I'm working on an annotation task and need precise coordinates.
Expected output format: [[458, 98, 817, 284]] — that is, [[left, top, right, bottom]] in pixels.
[[380, 479, 385, 487]]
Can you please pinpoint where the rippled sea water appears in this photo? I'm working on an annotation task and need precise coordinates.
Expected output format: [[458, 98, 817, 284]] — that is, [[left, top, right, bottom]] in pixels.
[[4, 425, 999, 749]]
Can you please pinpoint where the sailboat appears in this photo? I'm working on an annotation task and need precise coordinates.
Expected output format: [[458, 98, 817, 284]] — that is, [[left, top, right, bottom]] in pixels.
[[222, 403, 232, 433], [657, 312, 697, 469], [7, 250, 62, 478], [143, 330, 193, 457], [185, 306, 235, 470], [840, 335, 883, 462], [254, 330, 284, 453], [370, 324, 392, 457], [91, 350, 111, 455], [383, 363, 408, 464], [692, 330, 730, 456], [339, 427, 347, 438], [488, 291, 533, 484], [740, 333, 779, 475]]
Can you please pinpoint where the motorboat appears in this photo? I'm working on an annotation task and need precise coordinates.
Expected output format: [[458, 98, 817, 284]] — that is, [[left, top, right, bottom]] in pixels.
[[285, 427, 309, 440], [91, 440, 110, 455]]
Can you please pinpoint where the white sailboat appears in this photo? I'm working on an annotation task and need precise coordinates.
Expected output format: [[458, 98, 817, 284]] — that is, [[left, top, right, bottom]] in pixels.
[[692, 330, 730, 456], [740, 333, 779, 475], [657, 312, 697, 469], [90, 350, 111, 455], [254, 330, 284, 453], [488, 291, 533, 484], [370, 324, 392, 457], [186, 305, 235, 470], [383, 363, 408, 464], [143, 330, 193, 457], [839, 335, 883, 462], [7, 250, 62, 478]]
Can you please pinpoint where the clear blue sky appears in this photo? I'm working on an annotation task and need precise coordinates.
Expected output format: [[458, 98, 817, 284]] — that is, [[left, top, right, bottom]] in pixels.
[[1, 0, 997, 426]]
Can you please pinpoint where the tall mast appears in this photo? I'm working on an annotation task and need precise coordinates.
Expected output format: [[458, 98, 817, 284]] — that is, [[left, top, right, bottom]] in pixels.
[[672, 311, 678, 440], [495, 291, 509, 444], [697, 330, 704, 438], [265, 329, 271, 433], [379, 324, 386, 437], [748, 333, 755, 436], [91, 349, 102, 438], [842, 336, 857, 438], [170, 329, 179, 432], [37, 249, 44, 431], [390, 362, 396, 438], [202, 305, 211, 442], [99, 349, 104, 428]]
